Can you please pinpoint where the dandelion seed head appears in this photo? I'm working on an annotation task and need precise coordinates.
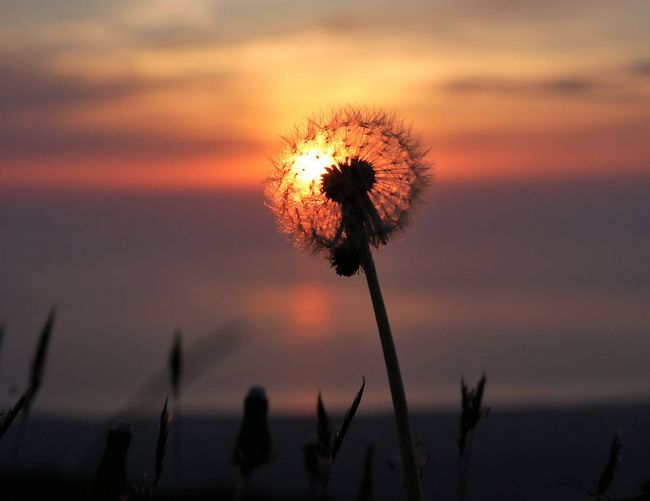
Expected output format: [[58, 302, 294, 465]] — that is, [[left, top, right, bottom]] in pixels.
[[265, 106, 431, 256]]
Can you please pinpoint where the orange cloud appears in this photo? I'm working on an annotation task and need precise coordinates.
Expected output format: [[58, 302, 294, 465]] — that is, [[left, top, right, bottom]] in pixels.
[[1, 0, 649, 190]]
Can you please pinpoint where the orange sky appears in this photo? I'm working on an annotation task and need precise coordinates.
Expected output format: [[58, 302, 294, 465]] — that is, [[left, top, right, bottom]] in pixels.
[[1, 0, 649, 190]]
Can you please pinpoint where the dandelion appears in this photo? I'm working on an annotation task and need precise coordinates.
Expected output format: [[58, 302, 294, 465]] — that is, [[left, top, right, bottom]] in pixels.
[[266, 106, 430, 275], [266, 106, 431, 501]]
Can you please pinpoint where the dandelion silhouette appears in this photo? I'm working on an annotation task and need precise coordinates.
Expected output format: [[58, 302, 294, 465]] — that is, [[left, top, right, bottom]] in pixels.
[[266, 107, 429, 275], [266, 106, 431, 501]]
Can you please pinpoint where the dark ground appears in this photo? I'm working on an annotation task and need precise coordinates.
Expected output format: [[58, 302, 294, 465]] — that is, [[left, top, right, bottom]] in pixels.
[[2, 403, 650, 500]]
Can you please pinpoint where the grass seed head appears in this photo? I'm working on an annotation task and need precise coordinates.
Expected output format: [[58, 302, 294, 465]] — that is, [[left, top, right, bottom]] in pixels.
[[168, 330, 182, 398], [458, 373, 489, 458]]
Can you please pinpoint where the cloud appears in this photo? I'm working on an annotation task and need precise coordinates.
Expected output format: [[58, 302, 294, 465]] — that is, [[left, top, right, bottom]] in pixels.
[[1, 0, 371, 54], [0, 124, 260, 159], [441, 71, 650, 105], [0, 58, 256, 160], [0, 61, 142, 111], [0, 60, 233, 112], [128, 12, 368, 52], [629, 59, 650, 77], [444, 76, 604, 97]]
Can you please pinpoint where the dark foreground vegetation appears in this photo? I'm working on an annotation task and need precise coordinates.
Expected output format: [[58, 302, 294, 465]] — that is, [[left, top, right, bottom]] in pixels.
[[3, 313, 650, 501], [0, 472, 316, 501]]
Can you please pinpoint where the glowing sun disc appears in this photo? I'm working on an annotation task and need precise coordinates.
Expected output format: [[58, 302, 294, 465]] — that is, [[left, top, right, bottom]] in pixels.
[[292, 148, 335, 189]]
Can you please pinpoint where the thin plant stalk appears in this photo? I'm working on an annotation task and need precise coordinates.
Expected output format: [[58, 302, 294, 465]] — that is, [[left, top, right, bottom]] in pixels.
[[172, 396, 183, 486], [360, 242, 423, 501], [9, 413, 29, 465], [233, 474, 250, 501], [458, 429, 475, 501], [169, 330, 183, 487]]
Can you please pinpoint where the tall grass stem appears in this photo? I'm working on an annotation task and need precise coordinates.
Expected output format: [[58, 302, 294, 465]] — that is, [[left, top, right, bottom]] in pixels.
[[458, 429, 475, 501]]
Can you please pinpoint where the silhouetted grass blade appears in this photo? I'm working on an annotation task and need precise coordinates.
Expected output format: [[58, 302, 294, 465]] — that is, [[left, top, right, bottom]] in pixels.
[[26, 307, 56, 410], [594, 432, 622, 498], [317, 392, 331, 457], [3, 309, 56, 458], [0, 392, 29, 441], [332, 376, 365, 462], [154, 398, 170, 486]]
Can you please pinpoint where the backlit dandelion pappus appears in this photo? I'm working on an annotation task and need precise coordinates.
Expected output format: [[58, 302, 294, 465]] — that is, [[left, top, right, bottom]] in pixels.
[[265, 107, 430, 276]]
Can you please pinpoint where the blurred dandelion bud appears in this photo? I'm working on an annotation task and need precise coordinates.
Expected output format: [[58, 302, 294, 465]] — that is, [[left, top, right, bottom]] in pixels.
[[233, 386, 274, 478], [265, 106, 430, 276], [92, 419, 132, 500], [330, 238, 362, 277]]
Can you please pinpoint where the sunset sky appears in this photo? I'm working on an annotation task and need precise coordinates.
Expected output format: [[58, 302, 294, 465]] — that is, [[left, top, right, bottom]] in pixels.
[[1, 0, 649, 190], [1, 1, 649, 417]]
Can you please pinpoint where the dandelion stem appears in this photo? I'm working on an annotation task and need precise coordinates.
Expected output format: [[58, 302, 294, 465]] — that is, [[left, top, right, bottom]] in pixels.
[[361, 242, 423, 501]]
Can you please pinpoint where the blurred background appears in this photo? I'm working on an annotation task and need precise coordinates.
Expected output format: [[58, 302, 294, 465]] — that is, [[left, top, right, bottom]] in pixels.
[[2, 0, 649, 415], [1, 0, 649, 499]]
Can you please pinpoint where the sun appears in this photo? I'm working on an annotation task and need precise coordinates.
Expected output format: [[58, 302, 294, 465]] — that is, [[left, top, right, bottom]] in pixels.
[[285, 134, 343, 197], [294, 148, 333, 185]]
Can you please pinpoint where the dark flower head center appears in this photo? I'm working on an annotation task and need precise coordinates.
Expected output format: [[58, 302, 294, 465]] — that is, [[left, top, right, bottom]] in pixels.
[[321, 157, 376, 204]]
